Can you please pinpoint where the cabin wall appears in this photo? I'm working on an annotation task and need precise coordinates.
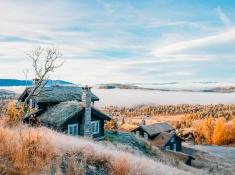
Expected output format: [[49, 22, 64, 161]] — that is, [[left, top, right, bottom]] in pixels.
[[61, 112, 83, 135], [59, 111, 104, 138], [133, 129, 146, 138], [164, 135, 181, 151]]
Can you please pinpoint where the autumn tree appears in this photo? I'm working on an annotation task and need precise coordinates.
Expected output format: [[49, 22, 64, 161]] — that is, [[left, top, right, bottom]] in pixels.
[[213, 118, 225, 145], [202, 117, 214, 144]]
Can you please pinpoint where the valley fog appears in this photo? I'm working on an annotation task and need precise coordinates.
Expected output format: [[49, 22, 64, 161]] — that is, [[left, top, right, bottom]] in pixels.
[[2, 86, 235, 107], [93, 89, 235, 107]]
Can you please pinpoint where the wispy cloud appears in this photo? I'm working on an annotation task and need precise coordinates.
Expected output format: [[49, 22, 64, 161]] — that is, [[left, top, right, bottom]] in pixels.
[[1, 0, 235, 83], [152, 29, 235, 55], [216, 7, 231, 27]]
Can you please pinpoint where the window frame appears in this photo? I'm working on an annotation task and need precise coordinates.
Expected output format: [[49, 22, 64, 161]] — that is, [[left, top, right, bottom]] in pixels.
[[173, 143, 177, 151], [68, 123, 79, 136], [144, 132, 148, 139], [136, 131, 140, 137], [91, 120, 100, 134], [165, 145, 170, 151]]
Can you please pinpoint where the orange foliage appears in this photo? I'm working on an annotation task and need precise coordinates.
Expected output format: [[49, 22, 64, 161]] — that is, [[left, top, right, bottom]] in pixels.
[[104, 119, 118, 130], [213, 118, 225, 145], [193, 117, 235, 146], [202, 117, 214, 144], [3, 101, 24, 127]]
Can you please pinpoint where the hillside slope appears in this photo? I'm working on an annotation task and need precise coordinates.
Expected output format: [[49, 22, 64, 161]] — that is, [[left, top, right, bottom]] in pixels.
[[0, 124, 200, 175]]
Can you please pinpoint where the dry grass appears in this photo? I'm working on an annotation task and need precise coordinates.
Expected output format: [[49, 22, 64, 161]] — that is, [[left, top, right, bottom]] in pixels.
[[0, 101, 198, 175], [0, 122, 57, 175], [119, 123, 138, 131], [109, 155, 130, 175], [0, 120, 196, 175]]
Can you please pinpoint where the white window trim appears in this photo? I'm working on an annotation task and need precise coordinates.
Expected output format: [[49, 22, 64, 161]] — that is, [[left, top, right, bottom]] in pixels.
[[144, 132, 148, 139], [173, 143, 177, 151], [136, 131, 140, 137], [91, 121, 100, 134], [68, 123, 79, 136], [29, 99, 33, 108], [165, 145, 170, 151]]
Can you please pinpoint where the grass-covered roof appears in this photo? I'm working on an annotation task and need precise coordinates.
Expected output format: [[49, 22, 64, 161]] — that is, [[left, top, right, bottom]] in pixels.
[[132, 122, 174, 137], [37, 101, 111, 128], [38, 101, 84, 127], [19, 85, 99, 103]]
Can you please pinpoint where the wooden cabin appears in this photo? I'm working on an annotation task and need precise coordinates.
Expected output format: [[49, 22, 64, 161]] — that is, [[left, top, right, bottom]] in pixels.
[[132, 122, 182, 151], [19, 85, 111, 138]]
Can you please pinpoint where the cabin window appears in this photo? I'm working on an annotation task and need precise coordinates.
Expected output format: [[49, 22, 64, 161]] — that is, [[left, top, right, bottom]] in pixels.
[[144, 132, 148, 139], [171, 137, 175, 143], [173, 143, 177, 151], [91, 121, 100, 134], [29, 99, 38, 109], [165, 146, 170, 151], [29, 99, 33, 108], [68, 124, 79, 136], [136, 131, 140, 137]]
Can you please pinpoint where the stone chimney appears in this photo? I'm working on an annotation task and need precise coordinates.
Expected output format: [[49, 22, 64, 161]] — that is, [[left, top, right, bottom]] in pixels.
[[82, 85, 92, 137], [141, 119, 146, 126]]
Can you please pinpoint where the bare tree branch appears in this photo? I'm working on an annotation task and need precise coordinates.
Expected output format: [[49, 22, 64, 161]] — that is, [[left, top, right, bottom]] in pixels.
[[23, 46, 63, 109]]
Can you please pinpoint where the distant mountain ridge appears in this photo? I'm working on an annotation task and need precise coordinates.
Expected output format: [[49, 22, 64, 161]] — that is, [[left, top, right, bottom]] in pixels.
[[0, 79, 73, 86], [97, 82, 235, 93]]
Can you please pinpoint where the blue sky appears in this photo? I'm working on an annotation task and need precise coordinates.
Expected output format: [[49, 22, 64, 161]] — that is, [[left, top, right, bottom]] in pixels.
[[0, 0, 235, 84]]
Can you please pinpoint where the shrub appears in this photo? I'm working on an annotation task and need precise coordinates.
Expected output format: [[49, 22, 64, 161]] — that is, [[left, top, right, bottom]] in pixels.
[[104, 119, 118, 130], [3, 101, 24, 127]]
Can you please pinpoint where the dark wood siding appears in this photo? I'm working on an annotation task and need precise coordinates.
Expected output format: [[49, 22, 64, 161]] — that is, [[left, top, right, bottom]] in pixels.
[[57, 110, 105, 138], [164, 135, 181, 151], [60, 111, 83, 135]]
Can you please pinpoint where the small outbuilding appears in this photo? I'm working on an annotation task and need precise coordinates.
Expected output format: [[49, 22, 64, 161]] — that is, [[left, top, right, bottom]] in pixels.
[[132, 122, 182, 151]]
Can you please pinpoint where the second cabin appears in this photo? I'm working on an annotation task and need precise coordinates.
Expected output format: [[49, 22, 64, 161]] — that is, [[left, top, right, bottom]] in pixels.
[[132, 122, 182, 152]]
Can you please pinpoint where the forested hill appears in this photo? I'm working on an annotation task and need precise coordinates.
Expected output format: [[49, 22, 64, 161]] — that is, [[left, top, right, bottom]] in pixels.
[[0, 79, 72, 86]]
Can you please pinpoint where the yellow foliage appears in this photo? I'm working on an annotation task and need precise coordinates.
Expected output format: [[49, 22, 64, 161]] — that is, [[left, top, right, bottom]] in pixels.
[[3, 101, 24, 127], [104, 119, 118, 130], [193, 117, 235, 146], [202, 117, 214, 144], [213, 118, 225, 145]]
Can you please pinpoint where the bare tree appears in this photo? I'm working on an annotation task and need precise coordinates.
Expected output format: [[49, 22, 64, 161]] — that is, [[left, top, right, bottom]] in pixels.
[[22, 69, 29, 87], [23, 46, 63, 109]]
